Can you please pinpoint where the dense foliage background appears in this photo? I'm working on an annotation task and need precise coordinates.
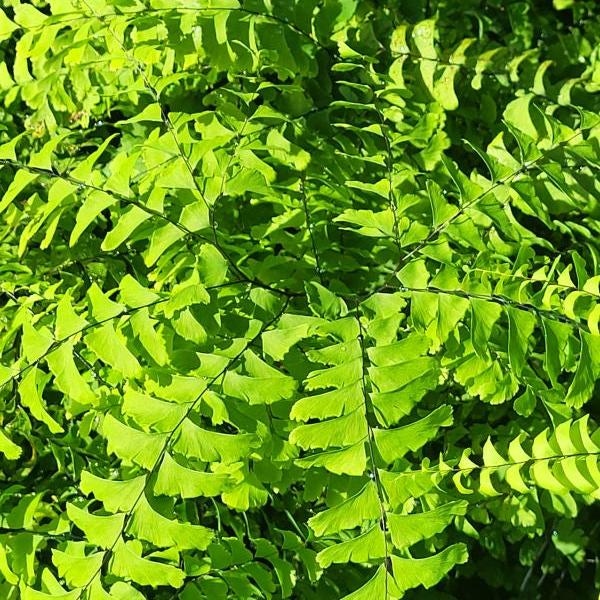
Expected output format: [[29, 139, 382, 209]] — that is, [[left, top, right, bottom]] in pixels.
[[0, 0, 600, 598]]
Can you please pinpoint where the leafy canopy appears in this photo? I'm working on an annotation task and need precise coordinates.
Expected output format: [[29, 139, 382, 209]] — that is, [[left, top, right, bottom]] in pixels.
[[0, 0, 600, 598]]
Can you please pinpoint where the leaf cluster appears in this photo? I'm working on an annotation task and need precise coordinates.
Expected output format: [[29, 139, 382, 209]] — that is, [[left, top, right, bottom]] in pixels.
[[0, 0, 600, 599]]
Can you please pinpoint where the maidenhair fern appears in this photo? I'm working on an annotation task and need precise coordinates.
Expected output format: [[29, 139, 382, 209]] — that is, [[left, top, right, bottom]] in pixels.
[[0, 1, 600, 598]]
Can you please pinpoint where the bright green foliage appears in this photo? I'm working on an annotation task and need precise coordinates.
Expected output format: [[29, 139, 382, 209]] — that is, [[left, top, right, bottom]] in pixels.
[[0, 1, 600, 598]]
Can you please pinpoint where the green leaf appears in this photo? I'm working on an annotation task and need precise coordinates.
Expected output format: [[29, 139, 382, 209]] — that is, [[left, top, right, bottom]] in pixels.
[[388, 501, 467, 550], [262, 314, 322, 361], [19, 368, 63, 433], [173, 419, 258, 464], [390, 544, 469, 592], [340, 565, 388, 600], [80, 471, 145, 513], [129, 309, 169, 366], [0, 9, 18, 41], [121, 388, 187, 432], [308, 482, 380, 537], [198, 244, 229, 286], [129, 494, 214, 550], [119, 275, 161, 307], [144, 223, 186, 267], [222, 370, 297, 404], [70, 191, 116, 247], [565, 333, 599, 408], [102, 414, 167, 469], [55, 296, 89, 340], [21, 322, 53, 363], [471, 298, 503, 358], [317, 525, 385, 568], [21, 586, 79, 600], [87, 284, 125, 321], [85, 324, 142, 379], [0, 429, 21, 460], [110, 540, 185, 588], [380, 469, 441, 508], [373, 406, 453, 463], [305, 282, 348, 319], [305, 358, 362, 391], [154, 452, 233, 498], [507, 307, 536, 376], [291, 382, 363, 421], [101, 206, 154, 252], [163, 283, 210, 318], [52, 549, 105, 587], [296, 441, 367, 476], [290, 410, 367, 450], [369, 356, 440, 426], [46, 343, 97, 406], [66, 504, 125, 549]]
